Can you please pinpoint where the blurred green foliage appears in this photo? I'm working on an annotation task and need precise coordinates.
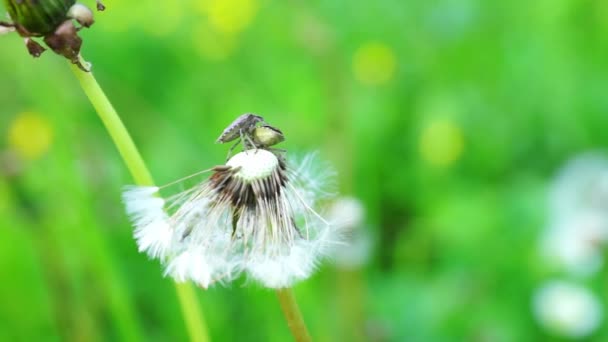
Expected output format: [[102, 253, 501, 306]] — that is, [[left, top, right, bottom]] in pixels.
[[1, 0, 608, 341]]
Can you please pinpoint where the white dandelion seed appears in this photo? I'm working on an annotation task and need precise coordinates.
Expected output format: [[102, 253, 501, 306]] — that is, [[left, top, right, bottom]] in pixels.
[[123, 186, 173, 259], [122, 149, 340, 289], [541, 152, 608, 276], [540, 211, 608, 276], [549, 152, 608, 220], [533, 280, 603, 339], [326, 197, 373, 270]]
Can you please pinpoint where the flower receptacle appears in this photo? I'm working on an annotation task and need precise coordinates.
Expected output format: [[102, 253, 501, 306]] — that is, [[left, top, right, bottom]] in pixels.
[[1, 0, 105, 71]]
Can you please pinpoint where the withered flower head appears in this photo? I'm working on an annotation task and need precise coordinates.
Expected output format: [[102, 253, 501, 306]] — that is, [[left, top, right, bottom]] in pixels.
[[1, 0, 105, 71], [122, 120, 341, 289]]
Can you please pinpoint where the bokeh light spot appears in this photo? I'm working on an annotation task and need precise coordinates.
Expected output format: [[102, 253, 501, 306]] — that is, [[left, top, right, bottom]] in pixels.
[[198, 0, 259, 35], [7, 112, 53, 161], [419, 118, 464, 167], [352, 42, 397, 85]]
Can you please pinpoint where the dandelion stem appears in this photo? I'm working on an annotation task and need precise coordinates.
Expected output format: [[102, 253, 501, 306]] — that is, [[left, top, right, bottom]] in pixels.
[[276, 288, 312, 342], [69, 60, 210, 342], [68, 61, 153, 186], [176, 283, 211, 342]]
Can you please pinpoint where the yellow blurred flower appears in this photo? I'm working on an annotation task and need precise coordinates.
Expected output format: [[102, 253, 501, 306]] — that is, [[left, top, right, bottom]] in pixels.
[[7, 112, 53, 161], [197, 0, 259, 35], [352, 42, 397, 85], [419, 118, 464, 167], [192, 23, 238, 61]]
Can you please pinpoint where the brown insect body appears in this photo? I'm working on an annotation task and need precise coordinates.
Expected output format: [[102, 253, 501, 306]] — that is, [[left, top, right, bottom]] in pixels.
[[216, 113, 264, 144], [217, 114, 286, 160]]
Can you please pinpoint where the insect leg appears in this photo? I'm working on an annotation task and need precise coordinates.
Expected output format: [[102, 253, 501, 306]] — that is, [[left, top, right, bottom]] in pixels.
[[226, 137, 241, 161], [268, 148, 287, 164], [239, 128, 259, 153], [239, 128, 257, 152], [245, 134, 259, 153]]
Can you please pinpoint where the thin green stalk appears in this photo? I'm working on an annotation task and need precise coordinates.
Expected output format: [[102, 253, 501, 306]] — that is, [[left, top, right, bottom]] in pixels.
[[175, 283, 210, 342], [69, 61, 210, 342], [276, 288, 312, 342]]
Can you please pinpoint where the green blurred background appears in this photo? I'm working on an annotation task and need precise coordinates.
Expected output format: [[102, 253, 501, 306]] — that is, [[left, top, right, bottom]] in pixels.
[[2, 0, 608, 341]]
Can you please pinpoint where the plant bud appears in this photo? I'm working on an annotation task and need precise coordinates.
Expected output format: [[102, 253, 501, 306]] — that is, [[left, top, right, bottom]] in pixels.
[[67, 3, 94, 27], [1, 0, 101, 71], [3, 0, 74, 36], [0, 25, 15, 35]]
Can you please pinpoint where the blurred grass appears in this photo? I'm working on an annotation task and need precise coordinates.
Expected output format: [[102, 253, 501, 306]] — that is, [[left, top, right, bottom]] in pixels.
[[1, 0, 608, 341]]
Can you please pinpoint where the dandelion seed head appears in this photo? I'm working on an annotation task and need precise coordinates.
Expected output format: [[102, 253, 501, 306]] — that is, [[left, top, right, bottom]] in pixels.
[[533, 280, 603, 338], [226, 150, 279, 182], [327, 196, 365, 229], [550, 153, 608, 219], [123, 119, 341, 288], [122, 186, 174, 259], [541, 211, 608, 276], [247, 240, 316, 288], [327, 197, 373, 269]]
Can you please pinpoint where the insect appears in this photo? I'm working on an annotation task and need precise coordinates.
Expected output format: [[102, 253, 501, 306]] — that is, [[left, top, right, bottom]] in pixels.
[[216, 113, 264, 144], [245, 125, 285, 149], [217, 114, 285, 159]]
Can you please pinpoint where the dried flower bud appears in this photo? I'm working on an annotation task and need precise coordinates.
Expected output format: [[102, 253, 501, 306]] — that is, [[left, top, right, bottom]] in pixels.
[[0, 25, 15, 35], [67, 3, 94, 28], [1, 0, 103, 71], [43, 20, 82, 63], [4, 0, 73, 36]]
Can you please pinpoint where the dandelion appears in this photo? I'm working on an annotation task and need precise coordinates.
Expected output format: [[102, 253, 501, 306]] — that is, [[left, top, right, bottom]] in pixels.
[[122, 116, 339, 289], [0, 0, 105, 71], [326, 197, 372, 270], [541, 153, 608, 276], [533, 280, 602, 338], [549, 152, 608, 220], [540, 211, 608, 276]]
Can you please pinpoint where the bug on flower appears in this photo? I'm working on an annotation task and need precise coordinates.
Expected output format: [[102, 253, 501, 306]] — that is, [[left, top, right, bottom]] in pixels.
[[248, 125, 285, 149], [216, 113, 285, 159], [216, 113, 263, 144], [123, 114, 341, 289]]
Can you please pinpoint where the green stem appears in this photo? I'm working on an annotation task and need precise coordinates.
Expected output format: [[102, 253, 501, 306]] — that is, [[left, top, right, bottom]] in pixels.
[[176, 283, 211, 342], [276, 288, 312, 342], [69, 61, 210, 342], [69, 62, 153, 186]]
